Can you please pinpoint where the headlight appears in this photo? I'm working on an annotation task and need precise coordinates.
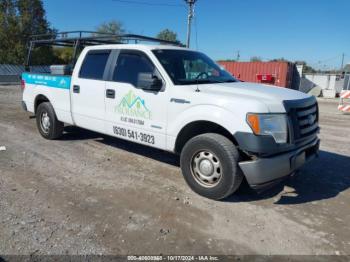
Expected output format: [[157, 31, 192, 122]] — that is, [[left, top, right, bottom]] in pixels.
[[246, 113, 288, 143]]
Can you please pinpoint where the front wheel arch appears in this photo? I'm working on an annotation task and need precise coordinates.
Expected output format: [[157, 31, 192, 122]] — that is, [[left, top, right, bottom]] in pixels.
[[174, 120, 238, 154]]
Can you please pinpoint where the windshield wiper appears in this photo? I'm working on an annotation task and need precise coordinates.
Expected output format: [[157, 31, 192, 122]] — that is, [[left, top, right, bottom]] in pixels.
[[180, 79, 215, 85], [208, 79, 237, 84], [179, 78, 237, 85]]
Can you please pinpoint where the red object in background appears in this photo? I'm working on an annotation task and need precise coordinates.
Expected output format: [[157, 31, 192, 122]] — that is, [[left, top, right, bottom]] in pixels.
[[21, 79, 25, 90], [256, 74, 274, 82], [218, 61, 295, 88]]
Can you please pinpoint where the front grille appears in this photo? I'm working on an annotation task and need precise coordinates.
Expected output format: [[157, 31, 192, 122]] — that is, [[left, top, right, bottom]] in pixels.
[[284, 97, 319, 143]]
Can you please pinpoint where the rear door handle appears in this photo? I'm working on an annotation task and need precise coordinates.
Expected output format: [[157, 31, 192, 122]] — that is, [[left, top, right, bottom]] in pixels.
[[106, 89, 115, 99], [73, 85, 80, 93]]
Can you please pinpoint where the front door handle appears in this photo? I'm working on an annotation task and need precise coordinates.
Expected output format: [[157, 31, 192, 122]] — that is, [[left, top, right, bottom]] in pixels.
[[73, 85, 80, 93], [106, 89, 115, 99]]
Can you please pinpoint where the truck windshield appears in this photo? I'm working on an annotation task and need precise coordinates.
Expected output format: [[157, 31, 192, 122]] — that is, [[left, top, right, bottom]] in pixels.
[[152, 49, 238, 85]]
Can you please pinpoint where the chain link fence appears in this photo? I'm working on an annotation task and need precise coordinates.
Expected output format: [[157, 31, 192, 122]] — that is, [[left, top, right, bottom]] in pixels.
[[0, 64, 50, 85]]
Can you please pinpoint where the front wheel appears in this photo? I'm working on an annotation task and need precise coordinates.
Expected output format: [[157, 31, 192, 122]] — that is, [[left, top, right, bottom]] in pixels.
[[36, 102, 64, 140], [180, 133, 243, 200]]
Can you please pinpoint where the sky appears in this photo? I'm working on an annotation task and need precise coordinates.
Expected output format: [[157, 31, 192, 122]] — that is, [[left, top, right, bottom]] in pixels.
[[42, 0, 350, 70]]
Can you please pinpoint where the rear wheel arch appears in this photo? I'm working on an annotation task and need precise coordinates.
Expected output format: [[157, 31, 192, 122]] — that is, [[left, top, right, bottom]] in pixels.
[[174, 120, 238, 154], [34, 94, 50, 114]]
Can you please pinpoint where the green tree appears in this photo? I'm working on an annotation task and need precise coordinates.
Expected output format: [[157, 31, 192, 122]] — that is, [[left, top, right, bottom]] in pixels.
[[0, 0, 20, 63], [218, 59, 236, 62], [53, 47, 74, 64], [270, 57, 290, 62], [0, 0, 57, 65], [96, 20, 125, 35], [295, 61, 317, 74], [156, 29, 178, 42], [250, 56, 262, 62]]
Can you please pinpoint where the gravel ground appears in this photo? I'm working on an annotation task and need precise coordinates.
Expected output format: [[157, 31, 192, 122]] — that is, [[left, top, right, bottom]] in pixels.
[[0, 85, 349, 256]]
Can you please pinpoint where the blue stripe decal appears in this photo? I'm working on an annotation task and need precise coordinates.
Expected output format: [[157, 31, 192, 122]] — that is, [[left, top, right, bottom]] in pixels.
[[22, 73, 71, 90]]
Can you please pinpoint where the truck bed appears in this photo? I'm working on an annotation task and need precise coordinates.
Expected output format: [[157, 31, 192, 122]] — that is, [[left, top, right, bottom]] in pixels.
[[22, 72, 73, 126]]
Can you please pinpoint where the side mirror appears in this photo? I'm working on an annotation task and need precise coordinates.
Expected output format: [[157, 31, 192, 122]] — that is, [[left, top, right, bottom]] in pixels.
[[137, 73, 163, 91]]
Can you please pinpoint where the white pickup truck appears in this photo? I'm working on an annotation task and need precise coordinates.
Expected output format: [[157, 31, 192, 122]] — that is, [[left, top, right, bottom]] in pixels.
[[22, 35, 320, 200]]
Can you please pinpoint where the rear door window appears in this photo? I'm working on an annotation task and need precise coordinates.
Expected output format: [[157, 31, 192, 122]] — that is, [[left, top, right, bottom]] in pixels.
[[79, 50, 111, 80]]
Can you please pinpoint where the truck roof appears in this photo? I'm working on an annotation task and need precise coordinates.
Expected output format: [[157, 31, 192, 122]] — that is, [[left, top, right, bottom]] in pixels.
[[83, 44, 190, 52]]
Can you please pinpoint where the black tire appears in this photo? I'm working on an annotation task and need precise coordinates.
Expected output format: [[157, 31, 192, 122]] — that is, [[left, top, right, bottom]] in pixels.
[[36, 102, 64, 140], [180, 133, 243, 200]]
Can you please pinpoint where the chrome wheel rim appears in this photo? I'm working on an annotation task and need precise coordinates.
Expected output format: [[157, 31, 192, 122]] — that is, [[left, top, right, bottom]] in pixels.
[[190, 150, 222, 188], [40, 112, 50, 133]]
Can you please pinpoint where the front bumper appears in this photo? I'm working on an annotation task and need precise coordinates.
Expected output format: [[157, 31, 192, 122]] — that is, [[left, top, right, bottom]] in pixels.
[[238, 137, 320, 189]]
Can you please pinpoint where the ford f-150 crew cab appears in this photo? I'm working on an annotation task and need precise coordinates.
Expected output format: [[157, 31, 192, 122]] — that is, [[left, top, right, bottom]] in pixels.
[[21, 32, 320, 200]]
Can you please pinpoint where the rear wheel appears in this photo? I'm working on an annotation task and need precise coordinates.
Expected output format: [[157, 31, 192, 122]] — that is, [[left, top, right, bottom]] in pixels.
[[36, 102, 64, 140], [180, 133, 243, 200]]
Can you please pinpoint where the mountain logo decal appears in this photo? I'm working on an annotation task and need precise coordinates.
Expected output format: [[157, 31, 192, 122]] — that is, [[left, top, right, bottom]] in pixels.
[[59, 79, 66, 86], [115, 90, 151, 120]]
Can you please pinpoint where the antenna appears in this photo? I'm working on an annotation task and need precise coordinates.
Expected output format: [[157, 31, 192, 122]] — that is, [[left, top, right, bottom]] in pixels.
[[184, 0, 197, 48]]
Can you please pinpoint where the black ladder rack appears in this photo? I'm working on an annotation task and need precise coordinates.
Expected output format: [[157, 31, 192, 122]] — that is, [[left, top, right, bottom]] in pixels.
[[25, 30, 184, 69]]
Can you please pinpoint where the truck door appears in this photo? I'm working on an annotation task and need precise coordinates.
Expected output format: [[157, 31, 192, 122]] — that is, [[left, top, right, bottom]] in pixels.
[[104, 50, 168, 149], [71, 49, 111, 133]]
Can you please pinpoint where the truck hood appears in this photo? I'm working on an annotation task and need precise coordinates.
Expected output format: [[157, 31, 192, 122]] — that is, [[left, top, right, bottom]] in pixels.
[[199, 81, 311, 112]]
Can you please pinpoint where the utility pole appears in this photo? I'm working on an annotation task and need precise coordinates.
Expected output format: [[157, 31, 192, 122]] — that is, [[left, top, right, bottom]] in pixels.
[[236, 50, 240, 61], [184, 0, 197, 48], [341, 53, 345, 70]]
